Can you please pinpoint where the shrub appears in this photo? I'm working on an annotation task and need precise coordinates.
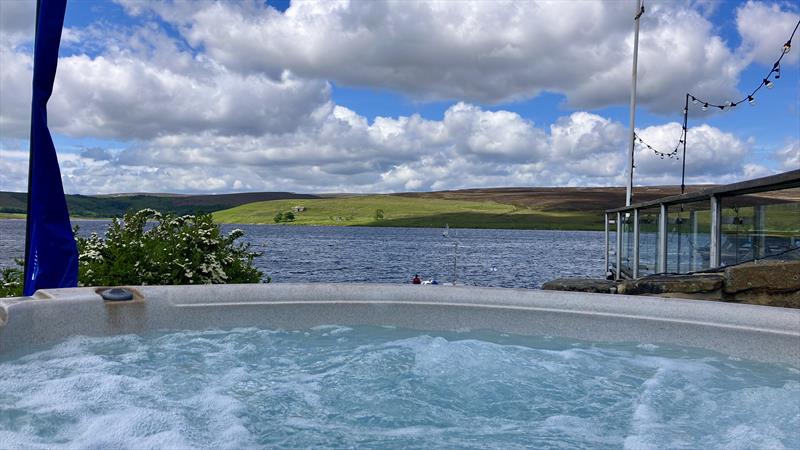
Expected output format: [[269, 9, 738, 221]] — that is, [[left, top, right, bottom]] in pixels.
[[375, 209, 385, 220], [76, 209, 264, 286], [283, 211, 295, 221], [274, 212, 284, 223], [0, 259, 23, 297]]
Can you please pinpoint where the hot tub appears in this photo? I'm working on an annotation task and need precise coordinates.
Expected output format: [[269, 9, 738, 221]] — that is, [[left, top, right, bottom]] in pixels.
[[1, 284, 798, 448]]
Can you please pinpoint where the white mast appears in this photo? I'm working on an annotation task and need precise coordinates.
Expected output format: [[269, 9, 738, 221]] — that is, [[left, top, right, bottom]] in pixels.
[[626, 0, 643, 206]]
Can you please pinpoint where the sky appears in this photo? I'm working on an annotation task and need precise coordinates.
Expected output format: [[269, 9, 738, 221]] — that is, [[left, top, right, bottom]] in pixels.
[[0, 0, 798, 195]]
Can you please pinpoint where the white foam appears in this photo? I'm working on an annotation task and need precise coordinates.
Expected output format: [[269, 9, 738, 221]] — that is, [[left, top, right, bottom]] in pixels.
[[1, 328, 797, 449]]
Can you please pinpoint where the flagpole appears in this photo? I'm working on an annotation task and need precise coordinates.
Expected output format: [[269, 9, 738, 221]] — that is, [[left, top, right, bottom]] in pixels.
[[626, 0, 643, 206], [23, 0, 78, 295]]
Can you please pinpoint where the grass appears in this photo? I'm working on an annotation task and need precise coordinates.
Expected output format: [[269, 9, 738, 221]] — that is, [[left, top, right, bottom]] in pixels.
[[0, 191, 318, 219], [213, 195, 603, 230]]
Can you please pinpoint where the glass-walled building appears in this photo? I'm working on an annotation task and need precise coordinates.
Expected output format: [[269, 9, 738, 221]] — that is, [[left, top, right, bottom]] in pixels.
[[605, 171, 799, 279]]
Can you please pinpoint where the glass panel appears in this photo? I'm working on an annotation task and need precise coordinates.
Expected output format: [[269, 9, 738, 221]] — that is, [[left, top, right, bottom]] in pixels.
[[637, 208, 660, 276], [606, 214, 616, 276], [620, 211, 634, 277], [667, 201, 711, 274], [720, 187, 800, 267], [608, 214, 622, 276]]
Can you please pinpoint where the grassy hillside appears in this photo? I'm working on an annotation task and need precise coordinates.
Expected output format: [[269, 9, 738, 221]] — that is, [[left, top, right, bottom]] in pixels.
[[396, 186, 712, 211], [9, 184, 780, 231], [213, 195, 603, 230], [0, 191, 320, 219]]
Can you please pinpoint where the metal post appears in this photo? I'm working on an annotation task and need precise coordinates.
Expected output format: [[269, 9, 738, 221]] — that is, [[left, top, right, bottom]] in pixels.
[[680, 93, 689, 195], [754, 205, 766, 258], [625, 0, 643, 207], [676, 207, 682, 273], [616, 212, 623, 280], [658, 203, 668, 273], [604, 213, 609, 276], [690, 210, 699, 270], [710, 195, 721, 268], [453, 241, 458, 286], [633, 208, 640, 278]]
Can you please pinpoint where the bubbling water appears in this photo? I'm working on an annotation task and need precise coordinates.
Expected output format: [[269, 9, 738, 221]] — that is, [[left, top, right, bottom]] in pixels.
[[1, 326, 798, 449]]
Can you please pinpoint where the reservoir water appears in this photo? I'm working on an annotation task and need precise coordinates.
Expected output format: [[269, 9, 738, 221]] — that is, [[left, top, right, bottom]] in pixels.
[[0, 220, 604, 288]]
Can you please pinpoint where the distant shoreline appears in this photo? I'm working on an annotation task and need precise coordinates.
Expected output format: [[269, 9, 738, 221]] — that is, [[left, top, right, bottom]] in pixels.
[[2, 185, 715, 232], [1, 215, 603, 231]]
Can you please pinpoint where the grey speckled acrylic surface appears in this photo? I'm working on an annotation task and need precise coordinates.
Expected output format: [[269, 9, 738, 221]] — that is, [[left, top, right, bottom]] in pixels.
[[1, 284, 798, 366]]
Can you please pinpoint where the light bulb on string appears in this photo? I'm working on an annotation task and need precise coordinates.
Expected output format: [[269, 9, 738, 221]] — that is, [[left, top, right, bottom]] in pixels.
[[691, 96, 699, 104], [702, 103, 709, 111], [764, 78, 774, 89], [748, 95, 755, 105], [718, 105, 725, 111], [784, 40, 792, 54], [729, 101, 737, 109]]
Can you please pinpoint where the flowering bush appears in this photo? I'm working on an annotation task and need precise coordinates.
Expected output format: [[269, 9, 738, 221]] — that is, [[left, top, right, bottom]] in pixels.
[[76, 209, 264, 286], [0, 259, 23, 297]]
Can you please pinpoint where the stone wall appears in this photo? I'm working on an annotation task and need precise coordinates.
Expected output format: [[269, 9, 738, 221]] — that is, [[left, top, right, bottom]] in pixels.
[[543, 260, 800, 308]]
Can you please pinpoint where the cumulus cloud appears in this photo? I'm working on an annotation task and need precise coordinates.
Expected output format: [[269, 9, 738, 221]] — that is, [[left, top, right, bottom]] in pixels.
[[0, 0, 793, 195], [0, 23, 331, 140], [633, 122, 751, 179], [80, 147, 114, 161], [0, 0, 34, 46], [1, 100, 764, 194], [775, 140, 800, 170], [117, 0, 789, 113], [736, 1, 800, 66]]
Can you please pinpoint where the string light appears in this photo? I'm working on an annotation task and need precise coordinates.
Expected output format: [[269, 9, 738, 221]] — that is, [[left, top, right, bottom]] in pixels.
[[633, 131, 682, 160], [633, 19, 799, 169], [687, 19, 798, 112]]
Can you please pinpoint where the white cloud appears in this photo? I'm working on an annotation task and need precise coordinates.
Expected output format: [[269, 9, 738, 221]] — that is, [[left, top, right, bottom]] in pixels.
[[775, 140, 800, 170], [736, 1, 800, 66], [0, 23, 331, 140], [443, 103, 548, 162], [0, 147, 28, 192], [122, 0, 789, 113], [1, 0, 794, 195], [0, 0, 34, 47], [633, 122, 751, 179], [0, 44, 32, 138], [1, 101, 765, 194]]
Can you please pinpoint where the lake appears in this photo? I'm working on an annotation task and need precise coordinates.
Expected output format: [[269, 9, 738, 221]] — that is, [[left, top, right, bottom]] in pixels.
[[0, 220, 605, 288]]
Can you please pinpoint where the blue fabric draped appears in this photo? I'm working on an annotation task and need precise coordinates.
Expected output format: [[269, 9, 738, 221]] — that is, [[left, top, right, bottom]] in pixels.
[[23, 0, 78, 296]]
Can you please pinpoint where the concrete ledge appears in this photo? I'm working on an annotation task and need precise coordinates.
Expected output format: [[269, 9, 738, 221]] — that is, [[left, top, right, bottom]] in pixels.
[[1, 284, 798, 366]]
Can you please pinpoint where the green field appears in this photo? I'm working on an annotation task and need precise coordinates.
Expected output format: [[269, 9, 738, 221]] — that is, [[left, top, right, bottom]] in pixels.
[[213, 195, 603, 230], [0, 191, 318, 219]]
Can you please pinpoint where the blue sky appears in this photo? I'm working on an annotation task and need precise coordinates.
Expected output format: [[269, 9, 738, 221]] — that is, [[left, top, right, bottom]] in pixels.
[[0, 0, 798, 194]]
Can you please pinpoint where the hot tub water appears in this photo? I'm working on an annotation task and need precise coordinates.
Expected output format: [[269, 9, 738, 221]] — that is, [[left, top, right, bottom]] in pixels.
[[1, 326, 798, 448]]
